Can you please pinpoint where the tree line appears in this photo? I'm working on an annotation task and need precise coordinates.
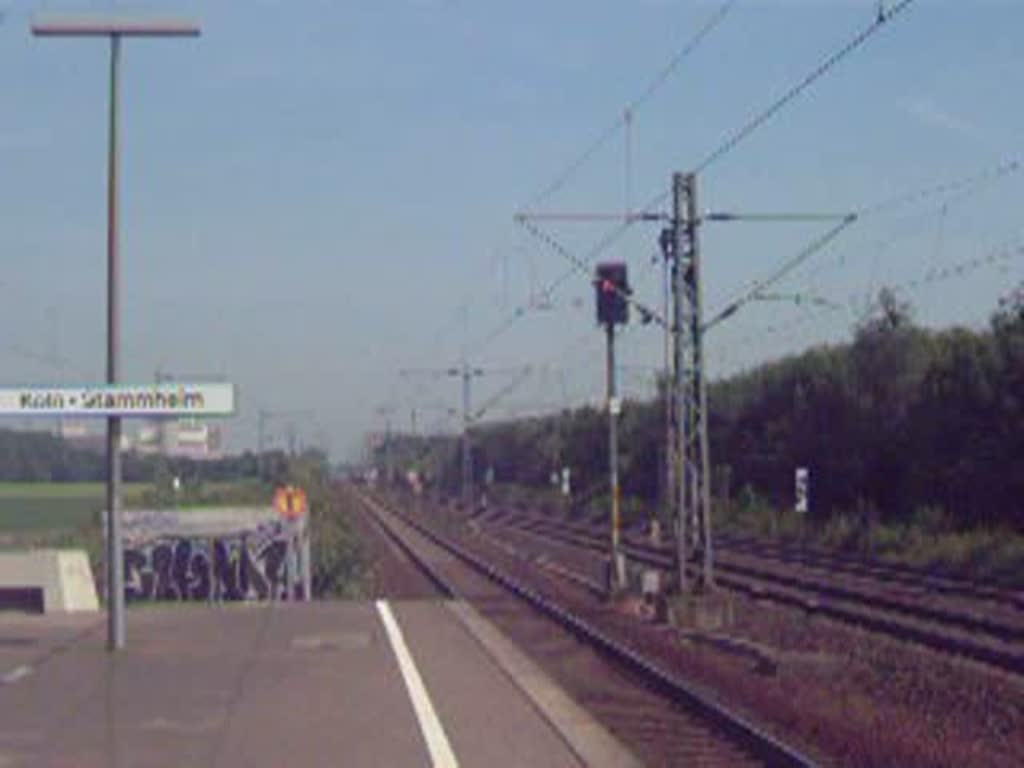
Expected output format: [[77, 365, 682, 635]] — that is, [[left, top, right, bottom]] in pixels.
[[380, 286, 1024, 532], [0, 428, 290, 486]]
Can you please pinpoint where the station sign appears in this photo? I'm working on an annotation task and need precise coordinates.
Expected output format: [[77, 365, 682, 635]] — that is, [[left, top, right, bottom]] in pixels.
[[0, 383, 235, 417]]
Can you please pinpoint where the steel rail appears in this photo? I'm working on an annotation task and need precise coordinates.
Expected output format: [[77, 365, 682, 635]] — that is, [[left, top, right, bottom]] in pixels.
[[353, 486, 819, 768], [496, 514, 1024, 675]]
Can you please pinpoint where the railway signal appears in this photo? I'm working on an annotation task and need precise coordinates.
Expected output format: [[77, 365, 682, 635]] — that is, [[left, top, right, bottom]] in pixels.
[[595, 261, 630, 593]]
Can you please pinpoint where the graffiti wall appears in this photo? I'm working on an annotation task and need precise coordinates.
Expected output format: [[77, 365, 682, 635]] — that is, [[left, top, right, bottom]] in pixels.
[[124, 524, 298, 602], [109, 508, 310, 603]]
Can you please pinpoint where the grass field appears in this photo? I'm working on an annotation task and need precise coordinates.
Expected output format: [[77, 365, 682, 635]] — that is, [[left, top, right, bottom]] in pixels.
[[0, 482, 150, 533], [0, 480, 274, 536], [0, 479, 275, 598]]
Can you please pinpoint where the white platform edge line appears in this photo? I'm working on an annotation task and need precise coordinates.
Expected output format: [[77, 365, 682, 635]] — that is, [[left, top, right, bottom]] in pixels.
[[0, 665, 33, 686], [376, 600, 459, 768]]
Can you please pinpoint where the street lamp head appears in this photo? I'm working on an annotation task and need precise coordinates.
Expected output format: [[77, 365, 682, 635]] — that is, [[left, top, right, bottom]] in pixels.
[[32, 16, 200, 37]]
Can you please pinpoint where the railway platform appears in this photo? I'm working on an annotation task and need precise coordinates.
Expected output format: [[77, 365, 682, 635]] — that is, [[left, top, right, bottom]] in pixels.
[[0, 601, 639, 767]]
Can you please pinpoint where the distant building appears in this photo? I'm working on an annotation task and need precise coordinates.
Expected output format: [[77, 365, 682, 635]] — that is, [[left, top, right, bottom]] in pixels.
[[53, 402, 224, 461], [59, 419, 106, 454], [127, 418, 224, 461]]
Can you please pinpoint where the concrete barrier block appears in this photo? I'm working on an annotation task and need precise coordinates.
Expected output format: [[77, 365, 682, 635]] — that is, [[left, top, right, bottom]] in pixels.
[[0, 550, 99, 613]]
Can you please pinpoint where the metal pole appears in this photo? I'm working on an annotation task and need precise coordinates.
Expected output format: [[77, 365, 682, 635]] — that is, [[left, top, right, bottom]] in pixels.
[[257, 410, 266, 480], [688, 175, 715, 589], [302, 518, 312, 602], [624, 107, 632, 217], [607, 323, 622, 590], [385, 417, 393, 486], [105, 33, 125, 651], [662, 244, 674, 537], [461, 367, 472, 510], [207, 537, 215, 605], [672, 173, 688, 595], [285, 533, 295, 600]]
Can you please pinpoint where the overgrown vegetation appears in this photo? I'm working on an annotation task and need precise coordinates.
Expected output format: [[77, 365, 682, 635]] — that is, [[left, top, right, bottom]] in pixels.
[[377, 285, 1024, 574], [0, 449, 368, 600], [283, 452, 368, 598], [716, 493, 1024, 585]]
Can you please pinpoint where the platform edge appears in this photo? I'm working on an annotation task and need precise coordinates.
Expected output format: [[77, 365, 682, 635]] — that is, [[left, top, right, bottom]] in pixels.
[[446, 599, 643, 768]]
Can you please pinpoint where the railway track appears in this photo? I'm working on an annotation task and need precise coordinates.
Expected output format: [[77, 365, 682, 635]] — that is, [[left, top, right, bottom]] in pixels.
[[349, 485, 819, 767], [476, 505, 1024, 676], [497, 498, 1024, 612], [713, 532, 1024, 611]]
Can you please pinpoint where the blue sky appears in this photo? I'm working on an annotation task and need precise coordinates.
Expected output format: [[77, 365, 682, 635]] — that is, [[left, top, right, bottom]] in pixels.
[[1, 0, 1022, 459]]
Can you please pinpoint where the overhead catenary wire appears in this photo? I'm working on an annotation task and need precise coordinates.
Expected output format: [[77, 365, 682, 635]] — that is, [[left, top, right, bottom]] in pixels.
[[858, 158, 1021, 219], [727, 239, 1024, 359], [704, 154, 1023, 333], [800, 157, 1023, 291], [427, 327, 597, 433], [507, 152, 1014, 417], [704, 216, 858, 332], [530, 0, 738, 208], [479, 3, 740, 361], [693, 0, 919, 176], [712, 158, 1024, 367], [516, 217, 670, 330], [467, 269, 659, 429], [408, 0, 927, 438], [481, 238, 1022, 415], [636, 0, 922, 217], [499, 1, 922, 359], [465, 216, 639, 358]]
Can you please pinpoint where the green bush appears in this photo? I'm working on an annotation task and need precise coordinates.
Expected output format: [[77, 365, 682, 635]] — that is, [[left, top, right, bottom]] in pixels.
[[287, 454, 368, 599], [910, 505, 952, 535], [867, 522, 908, 557]]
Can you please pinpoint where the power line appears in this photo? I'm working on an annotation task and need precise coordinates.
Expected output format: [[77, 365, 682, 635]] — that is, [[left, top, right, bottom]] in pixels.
[[727, 239, 1023, 358], [780, 155, 1024, 315], [466, 0, 922, 386], [693, 0, 919, 175], [467, 311, 650, 430], [704, 215, 858, 332], [480, 155, 1009, 420], [465, 217, 636, 358], [517, 217, 669, 330], [530, 0, 737, 208], [858, 158, 1021, 218], [803, 160, 1022, 289], [546, 0, 922, 286], [881, 241, 1021, 300], [482, 2, 739, 359], [465, 328, 598, 428], [706, 155, 1024, 333]]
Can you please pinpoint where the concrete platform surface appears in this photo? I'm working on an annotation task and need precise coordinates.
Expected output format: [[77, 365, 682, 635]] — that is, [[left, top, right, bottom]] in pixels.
[[0, 600, 619, 767]]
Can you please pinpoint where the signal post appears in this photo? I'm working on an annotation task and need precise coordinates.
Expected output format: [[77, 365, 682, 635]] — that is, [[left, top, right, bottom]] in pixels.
[[595, 262, 630, 594]]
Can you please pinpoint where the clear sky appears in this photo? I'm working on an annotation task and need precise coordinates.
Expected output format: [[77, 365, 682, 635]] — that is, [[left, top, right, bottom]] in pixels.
[[1, 0, 1022, 460]]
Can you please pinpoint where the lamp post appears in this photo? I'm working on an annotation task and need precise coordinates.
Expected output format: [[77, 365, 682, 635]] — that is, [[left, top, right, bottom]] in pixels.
[[32, 16, 201, 651]]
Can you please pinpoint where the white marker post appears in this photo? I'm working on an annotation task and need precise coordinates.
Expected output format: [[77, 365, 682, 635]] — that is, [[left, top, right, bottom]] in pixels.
[[795, 467, 810, 514]]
